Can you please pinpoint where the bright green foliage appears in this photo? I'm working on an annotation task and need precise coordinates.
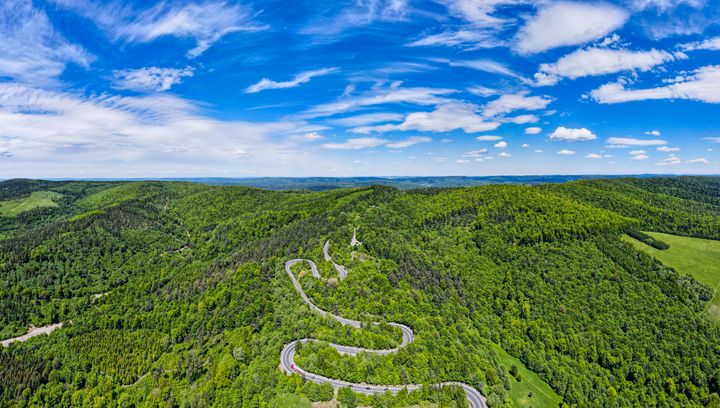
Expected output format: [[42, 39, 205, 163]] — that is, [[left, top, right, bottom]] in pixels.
[[0, 177, 720, 408], [624, 231, 720, 323], [547, 177, 720, 240], [0, 191, 62, 217]]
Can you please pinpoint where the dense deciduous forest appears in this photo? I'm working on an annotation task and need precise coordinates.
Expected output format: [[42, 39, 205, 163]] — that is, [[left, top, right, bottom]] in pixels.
[[1, 177, 720, 407]]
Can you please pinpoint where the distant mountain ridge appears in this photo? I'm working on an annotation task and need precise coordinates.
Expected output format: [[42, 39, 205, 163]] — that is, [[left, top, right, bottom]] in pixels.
[[32, 174, 701, 191]]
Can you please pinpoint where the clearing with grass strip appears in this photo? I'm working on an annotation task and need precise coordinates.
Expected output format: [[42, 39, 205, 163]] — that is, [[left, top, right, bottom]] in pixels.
[[623, 231, 720, 324], [0, 191, 62, 217]]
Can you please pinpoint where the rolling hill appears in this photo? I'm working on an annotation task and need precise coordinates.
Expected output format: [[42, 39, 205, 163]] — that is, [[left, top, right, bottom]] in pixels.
[[1, 177, 720, 407]]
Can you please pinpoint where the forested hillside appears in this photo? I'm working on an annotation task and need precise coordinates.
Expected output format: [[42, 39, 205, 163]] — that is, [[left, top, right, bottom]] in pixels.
[[1, 177, 720, 407]]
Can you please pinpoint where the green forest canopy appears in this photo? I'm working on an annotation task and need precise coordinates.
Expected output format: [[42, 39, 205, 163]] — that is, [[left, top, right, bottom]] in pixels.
[[1, 176, 720, 407]]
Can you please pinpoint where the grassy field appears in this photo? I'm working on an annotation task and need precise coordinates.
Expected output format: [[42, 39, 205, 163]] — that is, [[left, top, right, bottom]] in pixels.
[[493, 344, 562, 408], [0, 191, 62, 217], [623, 232, 720, 324]]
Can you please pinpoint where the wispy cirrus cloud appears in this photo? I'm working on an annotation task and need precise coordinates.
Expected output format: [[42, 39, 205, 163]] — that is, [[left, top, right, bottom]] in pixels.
[[350, 101, 500, 134], [112, 67, 194, 92], [0, 0, 92, 84], [431, 58, 522, 79], [606, 137, 668, 147], [301, 0, 410, 38], [51, 0, 267, 58], [302, 85, 456, 118], [245, 68, 339, 94], [325, 112, 404, 127], [628, 0, 706, 12], [0, 83, 313, 176], [408, 28, 504, 49], [386, 136, 432, 149], [408, 0, 527, 49], [321, 137, 389, 150]]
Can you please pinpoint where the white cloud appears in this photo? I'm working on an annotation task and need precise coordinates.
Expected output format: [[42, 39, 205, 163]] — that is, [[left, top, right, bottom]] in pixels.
[[629, 0, 705, 11], [656, 155, 681, 165], [467, 86, 498, 97], [591, 65, 720, 104], [515, 2, 629, 54], [645, 130, 661, 136], [326, 113, 404, 127], [686, 157, 710, 164], [535, 149, 544, 153], [680, 36, 720, 51], [557, 149, 576, 155], [408, 29, 502, 49], [585, 153, 603, 159], [606, 137, 668, 146], [245, 68, 339, 94], [506, 114, 538, 124], [304, 86, 456, 118], [303, 132, 325, 141], [524, 126, 542, 134], [498, 151, 511, 157], [463, 148, 488, 158], [301, 0, 409, 38], [0, 83, 310, 174], [533, 48, 680, 86], [456, 159, 470, 164], [407, 0, 527, 49], [483, 93, 553, 117], [475, 135, 503, 141], [494, 141, 508, 149], [656, 146, 679, 152], [112, 67, 194, 92], [437, 58, 521, 78], [320, 135, 431, 150], [385, 136, 432, 149], [631, 152, 650, 160], [0, 0, 92, 84], [351, 102, 500, 134], [704, 137, 720, 143], [438, 0, 525, 26], [53, 0, 268, 58], [521, 143, 530, 148], [549, 126, 597, 141], [322, 137, 389, 150]]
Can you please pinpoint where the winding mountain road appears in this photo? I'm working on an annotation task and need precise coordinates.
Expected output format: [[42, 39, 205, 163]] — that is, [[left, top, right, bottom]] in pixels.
[[280, 240, 486, 408], [323, 240, 348, 280]]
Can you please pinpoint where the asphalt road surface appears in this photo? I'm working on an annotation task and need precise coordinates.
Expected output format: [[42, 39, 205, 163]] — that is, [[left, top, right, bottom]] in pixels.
[[323, 240, 348, 280], [280, 239, 486, 408]]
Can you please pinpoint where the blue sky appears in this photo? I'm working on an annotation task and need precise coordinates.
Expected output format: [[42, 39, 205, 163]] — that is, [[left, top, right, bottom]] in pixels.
[[1, 0, 719, 177]]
